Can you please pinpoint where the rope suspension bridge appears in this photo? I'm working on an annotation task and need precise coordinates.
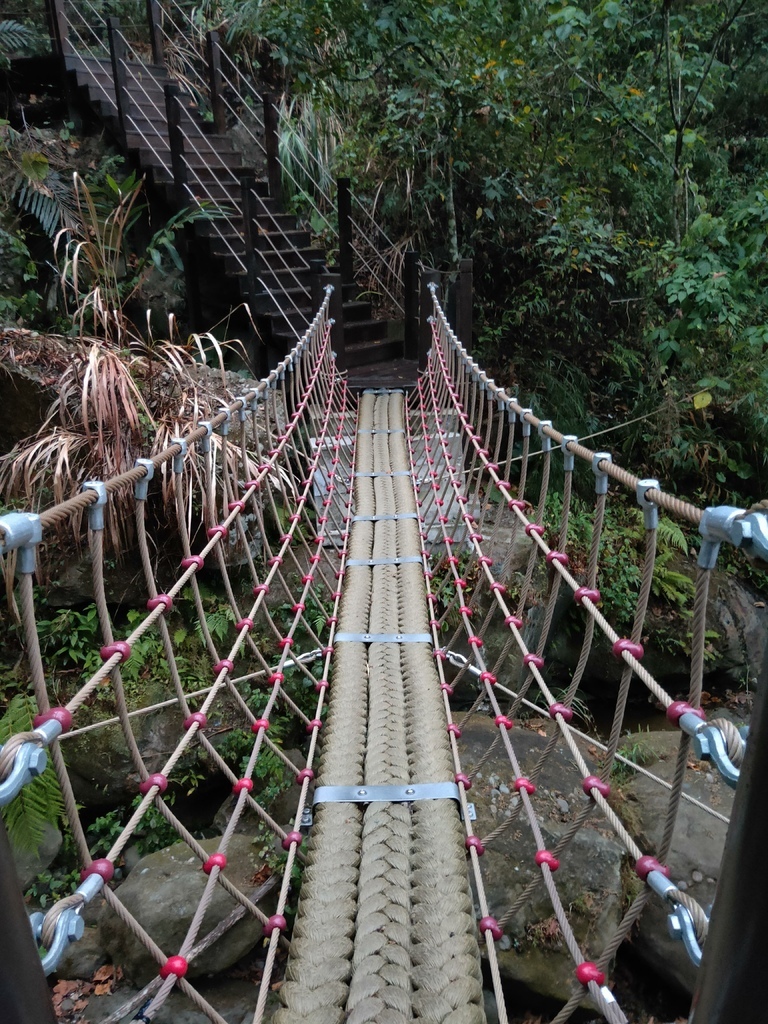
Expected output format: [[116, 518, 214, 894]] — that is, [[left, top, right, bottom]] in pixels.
[[1, 286, 766, 1024]]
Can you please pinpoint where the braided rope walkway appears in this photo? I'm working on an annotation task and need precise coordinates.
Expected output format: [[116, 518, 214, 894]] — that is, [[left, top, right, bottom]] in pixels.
[[0, 288, 759, 1023]]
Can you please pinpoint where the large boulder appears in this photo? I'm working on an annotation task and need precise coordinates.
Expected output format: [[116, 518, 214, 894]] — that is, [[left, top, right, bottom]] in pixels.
[[621, 730, 733, 996], [461, 715, 625, 1004], [100, 834, 274, 984], [12, 821, 62, 889]]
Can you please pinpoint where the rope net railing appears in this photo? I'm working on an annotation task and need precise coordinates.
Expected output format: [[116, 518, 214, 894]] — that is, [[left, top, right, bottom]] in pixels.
[[0, 278, 762, 1023], [409, 291, 760, 1022], [0, 292, 353, 1023]]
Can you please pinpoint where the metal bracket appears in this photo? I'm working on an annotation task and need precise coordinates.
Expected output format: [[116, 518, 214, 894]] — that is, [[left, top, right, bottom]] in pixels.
[[334, 632, 432, 643], [215, 407, 231, 436], [699, 504, 768, 568], [538, 420, 552, 452], [351, 513, 419, 523], [636, 478, 660, 530], [171, 437, 188, 475], [519, 408, 532, 438], [82, 480, 107, 531], [313, 781, 460, 806], [346, 556, 423, 567], [592, 452, 612, 495], [688, 720, 742, 789], [198, 421, 213, 454], [354, 471, 412, 478], [357, 428, 405, 435], [0, 512, 42, 574], [133, 459, 155, 501], [561, 435, 577, 474]]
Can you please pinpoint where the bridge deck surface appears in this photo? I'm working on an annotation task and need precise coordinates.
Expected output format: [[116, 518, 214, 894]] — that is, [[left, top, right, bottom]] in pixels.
[[274, 389, 485, 1023]]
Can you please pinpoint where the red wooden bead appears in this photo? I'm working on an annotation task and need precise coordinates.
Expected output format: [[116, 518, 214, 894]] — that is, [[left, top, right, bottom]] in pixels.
[[575, 961, 605, 987], [296, 768, 315, 784], [666, 701, 706, 726], [233, 778, 253, 793], [546, 550, 569, 566], [183, 712, 207, 731], [582, 775, 611, 799], [479, 916, 503, 941], [306, 718, 323, 733], [479, 671, 497, 686], [147, 594, 173, 614], [203, 853, 227, 874], [139, 773, 168, 795], [213, 659, 234, 674], [549, 702, 573, 722], [635, 855, 670, 881], [80, 858, 114, 883], [100, 641, 131, 663], [494, 715, 513, 730], [236, 618, 254, 632], [251, 718, 270, 733], [523, 653, 544, 669], [465, 835, 485, 855], [281, 831, 303, 851], [455, 772, 472, 790], [207, 525, 228, 539], [504, 615, 523, 629], [159, 955, 188, 979], [535, 849, 560, 871], [574, 586, 601, 606], [514, 777, 536, 794], [263, 914, 287, 937], [525, 523, 545, 537], [181, 555, 204, 571], [612, 638, 644, 661], [446, 723, 462, 738], [33, 707, 72, 734]]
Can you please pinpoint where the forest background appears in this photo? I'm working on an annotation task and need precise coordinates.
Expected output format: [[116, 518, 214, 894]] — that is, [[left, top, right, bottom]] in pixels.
[[1, 0, 767, 506]]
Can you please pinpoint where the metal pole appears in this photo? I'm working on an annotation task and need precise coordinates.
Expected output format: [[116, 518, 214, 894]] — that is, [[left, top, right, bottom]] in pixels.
[[689, 653, 768, 1022], [419, 268, 440, 371], [0, 817, 57, 1024], [403, 249, 419, 361]]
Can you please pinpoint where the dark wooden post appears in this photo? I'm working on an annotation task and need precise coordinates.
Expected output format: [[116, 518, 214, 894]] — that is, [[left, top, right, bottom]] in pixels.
[[310, 258, 328, 311], [263, 93, 282, 202], [403, 249, 420, 361], [337, 177, 354, 285], [322, 273, 345, 371], [107, 18, 130, 139], [239, 174, 260, 305], [164, 82, 189, 208], [419, 268, 440, 371], [0, 818, 58, 1024], [45, 0, 69, 57], [164, 84, 202, 330], [455, 257, 473, 352], [690, 654, 768, 1023], [205, 30, 227, 135], [145, 0, 164, 66]]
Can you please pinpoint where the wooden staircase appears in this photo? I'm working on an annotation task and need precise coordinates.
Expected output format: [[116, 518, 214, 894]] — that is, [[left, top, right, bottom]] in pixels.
[[64, 51, 402, 369]]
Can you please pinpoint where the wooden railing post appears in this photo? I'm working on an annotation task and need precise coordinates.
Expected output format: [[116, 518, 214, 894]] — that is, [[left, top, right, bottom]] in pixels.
[[310, 258, 328, 311], [164, 83, 202, 330], [403, 249, 420, 360], [145, 0, 164, 66], [164, 82, 188, 208], [45, 0, 69, 57], [107, 18, 130, 139], [337, 177, 354, 285], [419, 268, 440, 371], [455, 257, 473, 352], [263, 93, 281, 202], [239, 173, 260, 306], [322, 273, 345, 371], [205, 30, 227, 135]]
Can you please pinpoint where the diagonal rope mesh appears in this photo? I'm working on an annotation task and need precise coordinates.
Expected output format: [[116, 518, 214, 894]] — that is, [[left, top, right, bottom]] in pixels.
[[0, 284, 762, 1023]]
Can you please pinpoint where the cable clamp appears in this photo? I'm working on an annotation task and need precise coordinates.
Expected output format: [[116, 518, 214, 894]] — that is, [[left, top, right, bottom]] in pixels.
[[171, 437, 188, 475], [683, 717, 742, 789], [636, 478, 660, 530], [236, 397, 250, 422], [29, 873, 104, 975], [82, 480, 107, 531], [0, 512, 42, 574], [133, 458, 155, 501], [507, 396, 519, 424], [592, 452, 612, 495], [313, 781, 459, 806], [198, 421, 213, 454], [667, 903, 705, 967], [0, 739, 48, 806], [538, 420, 553, 452]]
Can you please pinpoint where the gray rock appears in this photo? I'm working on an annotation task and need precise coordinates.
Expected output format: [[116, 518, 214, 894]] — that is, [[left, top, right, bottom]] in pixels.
[[460, 715, 624, 1005], [55, 925, 106, 980], [85, 977, 279, 1023], [556, 798, 570, 814], [621, 730, 733, 996], [12, 822, 62, 888], [99, 835, 275, 984]]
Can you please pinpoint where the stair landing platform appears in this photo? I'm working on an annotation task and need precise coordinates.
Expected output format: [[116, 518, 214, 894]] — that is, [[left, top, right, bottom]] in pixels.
[[346, 358, 419, 392]]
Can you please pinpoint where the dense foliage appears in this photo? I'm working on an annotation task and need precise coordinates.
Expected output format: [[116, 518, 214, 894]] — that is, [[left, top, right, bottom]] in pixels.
[[214, 0, 768, 500]]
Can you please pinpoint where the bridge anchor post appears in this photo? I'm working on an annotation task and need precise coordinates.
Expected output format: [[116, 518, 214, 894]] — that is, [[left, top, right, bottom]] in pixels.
[[689, 651, 768, 1022], [0, 816, 57, 1024]]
